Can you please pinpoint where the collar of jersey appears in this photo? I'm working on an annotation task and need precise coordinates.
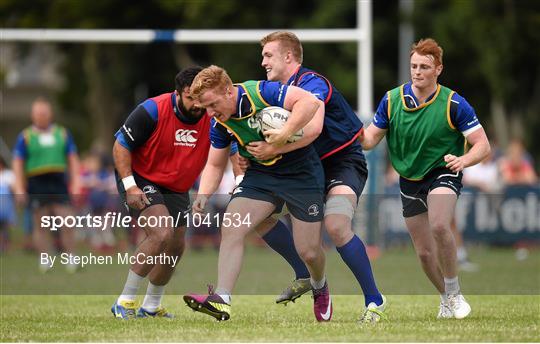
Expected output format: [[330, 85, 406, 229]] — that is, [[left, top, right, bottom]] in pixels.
[[171, 92, 201, 125], [400, 82, 441, 111], [229, 84, 256, 120], [287, 65, 301, 86]]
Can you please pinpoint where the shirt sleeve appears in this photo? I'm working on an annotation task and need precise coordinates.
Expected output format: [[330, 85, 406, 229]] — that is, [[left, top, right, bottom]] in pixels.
[[229, 142, 238, 155], [450, 93, 482, 136], [210, 118, 232, 149], [12, 133, 27, 159], [114, 99, 158, 151], [296, 73, 330, 102], [372, 93, 390, 129], [258, 81, 289, 108], [64, 130, 78, 155]]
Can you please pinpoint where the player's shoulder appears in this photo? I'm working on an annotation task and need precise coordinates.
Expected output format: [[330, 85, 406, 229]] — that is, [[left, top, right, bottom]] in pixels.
[[447, 89, 475, 113], [140, 94, 171, 120], [388, 83, 405, 98], [297, 68, 329, 85], [149, 92, 172, 103], [210, 118, 227, 133], [448, 90, 469, 104]]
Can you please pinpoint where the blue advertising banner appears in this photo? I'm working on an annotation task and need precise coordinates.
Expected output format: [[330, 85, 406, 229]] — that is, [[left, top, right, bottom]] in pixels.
[[379, 185, 540, 245]]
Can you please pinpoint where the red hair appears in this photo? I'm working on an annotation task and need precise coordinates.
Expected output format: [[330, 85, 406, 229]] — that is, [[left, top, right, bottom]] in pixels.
[[410, 38, 443, 66]]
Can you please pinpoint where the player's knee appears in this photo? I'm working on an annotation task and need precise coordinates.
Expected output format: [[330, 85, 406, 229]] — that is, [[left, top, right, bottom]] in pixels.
[[416, 248, 434, 264], [220, 228, 246, 245], [430, 221, 450, 238], [324, 219, 352, 246], [152, 228, 174, 248], [324, 196, 355, 219], [297, 247, 319, 266]]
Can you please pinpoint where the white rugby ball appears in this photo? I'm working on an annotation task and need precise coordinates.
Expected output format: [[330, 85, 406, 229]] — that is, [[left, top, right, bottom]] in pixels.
[[257, 106, 304, 143]]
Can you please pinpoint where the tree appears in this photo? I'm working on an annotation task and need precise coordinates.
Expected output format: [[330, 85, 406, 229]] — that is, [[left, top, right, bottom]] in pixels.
[[412, 0, 540, 164]]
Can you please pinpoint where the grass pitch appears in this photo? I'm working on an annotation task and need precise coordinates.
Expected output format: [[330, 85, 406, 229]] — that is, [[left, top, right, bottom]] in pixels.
[[1, 295, 538, 342], [1, 245, 539, 342]]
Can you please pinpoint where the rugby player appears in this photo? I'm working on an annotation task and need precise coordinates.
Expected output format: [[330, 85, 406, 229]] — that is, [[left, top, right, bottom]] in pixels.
[[243, 31, 386, 323], [183, 65, 332, 322], [111, 66, 212, 319], [360, 38, 490, 319]]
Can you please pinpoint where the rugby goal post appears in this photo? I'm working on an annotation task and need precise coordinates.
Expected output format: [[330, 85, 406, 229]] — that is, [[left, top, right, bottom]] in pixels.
[[1, 0, 382, 244]]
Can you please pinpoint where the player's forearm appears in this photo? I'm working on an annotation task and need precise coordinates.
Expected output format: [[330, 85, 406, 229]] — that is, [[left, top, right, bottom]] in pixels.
[[229, 154, 245, 178], [461, 139, 491, 168], [359, 124, 386, 151], [197, 164, 226, 196], [12, 157, 26, 194], [112, 140, 133, 178], [276, 103, 323, 154], [283, 97, 320, 138]]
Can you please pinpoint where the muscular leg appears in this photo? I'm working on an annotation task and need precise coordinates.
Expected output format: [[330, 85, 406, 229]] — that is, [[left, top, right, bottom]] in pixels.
[[290, 216, 325, 282], [141, 225, 186, 313], [216, 197, 275, 294], [427, 187, 458, 279], [405, 213, 445, 293], [117, 204, 174, 304], [256, 216, 311, 280], [427, 187, 471, 319], [130, 204, 174, 277], [147, 226, 186, 285], [324, 186, 355, 246], [325, 185, 382, 306]]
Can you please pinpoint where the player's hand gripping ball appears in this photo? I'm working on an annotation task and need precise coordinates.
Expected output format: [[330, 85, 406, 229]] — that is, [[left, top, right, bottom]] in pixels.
[[257, 106, 303, 143]]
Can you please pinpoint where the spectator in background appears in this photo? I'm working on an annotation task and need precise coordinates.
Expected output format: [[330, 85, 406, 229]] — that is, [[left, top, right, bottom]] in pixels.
[[463, 147, 501, 192], [80, 151, 117, 253], [459, 142, 503, 271], [12, 97, 81, 272], [499, 139, 538, 186], [0, 156, 16, 252]]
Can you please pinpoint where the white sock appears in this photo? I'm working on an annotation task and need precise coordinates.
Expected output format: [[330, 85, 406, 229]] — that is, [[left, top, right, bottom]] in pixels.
[[118, 270, 144, 303], [444, 276, 460, 296], [310, 276, 326, 290], [215, 287, 231, 304], [141, 282, 165, 312], [440, 293, 448, 303]]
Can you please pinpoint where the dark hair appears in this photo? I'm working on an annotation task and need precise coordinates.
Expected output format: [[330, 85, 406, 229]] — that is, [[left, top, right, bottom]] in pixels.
[[175, 66, 204, 93]]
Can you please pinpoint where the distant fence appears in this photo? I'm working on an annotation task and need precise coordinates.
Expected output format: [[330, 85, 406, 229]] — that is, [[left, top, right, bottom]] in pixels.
[[379, 185, 540, 246]]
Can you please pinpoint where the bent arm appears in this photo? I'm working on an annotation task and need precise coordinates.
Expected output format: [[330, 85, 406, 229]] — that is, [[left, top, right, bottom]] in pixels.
[[461, 128, 491, 168], [197, 146, 230, 196], [359, 123, 387, 150], [280, 86, 321, 139], [275, 99, 324, 154], [113, 140, 133, 179]]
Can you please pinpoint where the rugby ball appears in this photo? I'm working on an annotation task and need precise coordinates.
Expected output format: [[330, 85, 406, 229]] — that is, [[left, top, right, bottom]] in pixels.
[[257, 106, 304, 143]]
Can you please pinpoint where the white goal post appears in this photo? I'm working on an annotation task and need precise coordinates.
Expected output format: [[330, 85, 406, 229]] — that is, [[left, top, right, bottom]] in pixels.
[[1, 0, 372, 119]]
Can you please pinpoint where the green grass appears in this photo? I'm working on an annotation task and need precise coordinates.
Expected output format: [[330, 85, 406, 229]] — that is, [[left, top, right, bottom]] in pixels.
[[2, 245, 539, 295], [1, 295, 538, 342], [1, 246, 539, 341]]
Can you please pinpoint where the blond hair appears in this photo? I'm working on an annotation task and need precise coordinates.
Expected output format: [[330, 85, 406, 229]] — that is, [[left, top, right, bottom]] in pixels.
[[410, 38, 443, 66], [260, 31, 303, 64], [190, 65, 233, 100]]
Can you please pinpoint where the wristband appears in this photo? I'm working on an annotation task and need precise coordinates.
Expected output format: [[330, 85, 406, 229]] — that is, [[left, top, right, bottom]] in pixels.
[[122, 175, 137, 190]]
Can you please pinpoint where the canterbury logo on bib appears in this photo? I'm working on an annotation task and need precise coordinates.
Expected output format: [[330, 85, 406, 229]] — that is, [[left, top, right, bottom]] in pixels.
[[175, 129, 198, 147]]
